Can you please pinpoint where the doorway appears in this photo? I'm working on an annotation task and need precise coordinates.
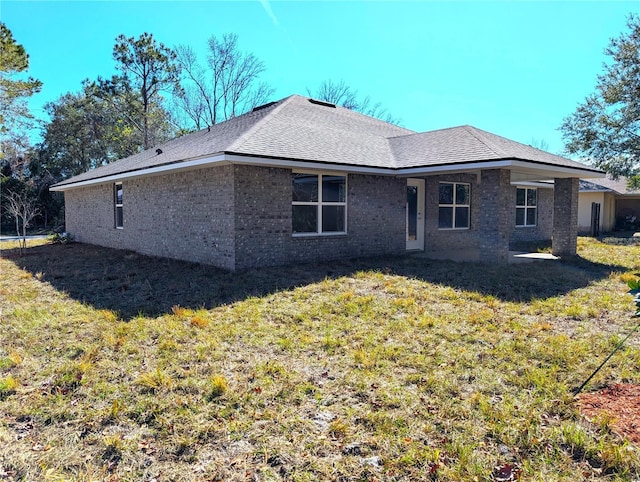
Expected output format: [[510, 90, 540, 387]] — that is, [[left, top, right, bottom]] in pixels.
[[406, 179, 425, 250]]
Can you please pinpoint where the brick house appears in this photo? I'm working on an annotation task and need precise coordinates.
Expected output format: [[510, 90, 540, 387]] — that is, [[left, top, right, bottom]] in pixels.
[[51, 95, 603, 270]]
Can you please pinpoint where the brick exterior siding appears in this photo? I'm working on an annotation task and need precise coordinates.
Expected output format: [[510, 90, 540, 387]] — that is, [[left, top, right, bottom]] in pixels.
[[65, 166, 236, 270], [63, 164, 568, 269], [508, 186, 553, 243], [64, 165, 406, 270], [420, 169, 554, 259], [552, 177, 579, 256]]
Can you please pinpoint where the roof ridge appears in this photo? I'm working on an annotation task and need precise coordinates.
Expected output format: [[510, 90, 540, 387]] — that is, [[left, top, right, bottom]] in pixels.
[[226, 95, 297, 151], [462, 125, 503, 157]]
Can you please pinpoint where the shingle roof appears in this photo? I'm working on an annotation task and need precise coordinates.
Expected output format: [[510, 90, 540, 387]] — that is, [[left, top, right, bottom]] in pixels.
[[579, 176, 640, 195], [389, 125, 595, 170], [53, 94, 601, 188]]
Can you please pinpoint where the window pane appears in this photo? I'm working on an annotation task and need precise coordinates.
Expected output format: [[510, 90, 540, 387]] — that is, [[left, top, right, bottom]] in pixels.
[[322, 175, 346, 203], [527, 188, 537, 207], [455, 184, 470, 205], [115, 184, 123, 204], [516, 188, 525, 206], [526, 207, 537, 226], [455, 206, 469, 228], [407, 186, 418, 240], [322, 205, 345, 232], [115, 206, 123, 228], [292, 174, 318, 202], [439, 183, 453, 204], [292, 205, 317, 233], [516, 207, 525, 226], [439, 207, 453, 228]]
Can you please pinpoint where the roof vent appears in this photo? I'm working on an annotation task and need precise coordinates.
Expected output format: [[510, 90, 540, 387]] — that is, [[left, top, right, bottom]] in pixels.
[[308, 98, 336, 108], [252, 101, 277, 112], [156, 148, 163, 155]]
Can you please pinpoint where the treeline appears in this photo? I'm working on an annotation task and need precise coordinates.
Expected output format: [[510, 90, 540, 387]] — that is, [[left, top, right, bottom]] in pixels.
[[1, 24, 398, 234]]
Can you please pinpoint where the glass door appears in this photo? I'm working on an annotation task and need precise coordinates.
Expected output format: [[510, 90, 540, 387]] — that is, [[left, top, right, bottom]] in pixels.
[[406, 179, 425, 250]]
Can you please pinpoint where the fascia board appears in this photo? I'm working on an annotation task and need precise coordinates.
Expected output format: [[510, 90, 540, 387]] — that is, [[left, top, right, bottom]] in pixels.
[[512, 181, 555, 189], [50, 155, 604, 192], [50, 154, 230, 191]]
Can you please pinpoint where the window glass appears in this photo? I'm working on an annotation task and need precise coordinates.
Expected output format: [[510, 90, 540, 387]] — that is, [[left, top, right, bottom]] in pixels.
[[439, 207, 453, 228], [292, 205, 317, 233], [115, 207, 123, 228], [322, 175, 346, 203], [439, 183, 453, 204], [455, 207, 469, 228], [322, 206, 345, 232], [515, 187, 537, 226], [292, 174, 318, 202], [292, 173, 347, 234], [407, 186, 418, 240], [114, 183, 123, 229], [439, 182, 470, 229], [456, 184, 470, 205]]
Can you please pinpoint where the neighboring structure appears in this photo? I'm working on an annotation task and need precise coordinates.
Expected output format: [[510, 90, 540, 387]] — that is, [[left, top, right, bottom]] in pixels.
[[578, 177, 640, 234], [51, 95, 604, 270]]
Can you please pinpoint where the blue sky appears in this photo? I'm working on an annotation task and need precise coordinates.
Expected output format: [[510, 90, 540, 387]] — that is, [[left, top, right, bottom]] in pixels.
[[2, 1, 638, 155]]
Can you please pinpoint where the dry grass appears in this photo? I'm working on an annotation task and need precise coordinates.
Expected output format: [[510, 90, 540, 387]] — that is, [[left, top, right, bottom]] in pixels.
[[1, 237, 640, 480]]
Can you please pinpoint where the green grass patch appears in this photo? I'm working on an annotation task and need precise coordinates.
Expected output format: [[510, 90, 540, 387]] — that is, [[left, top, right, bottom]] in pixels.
[[0, 237, 639, 479]]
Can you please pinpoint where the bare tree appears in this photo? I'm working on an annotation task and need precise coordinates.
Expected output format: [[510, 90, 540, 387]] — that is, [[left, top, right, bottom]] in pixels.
[[530, 138, 550, 152], [307, 79, 400, 125], [174, 34, 274, 130], [308, 79, 359, 110], [5, 189, 39, 254]]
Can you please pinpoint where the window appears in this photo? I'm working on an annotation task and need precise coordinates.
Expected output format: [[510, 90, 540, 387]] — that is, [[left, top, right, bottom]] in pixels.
[[292, 173, 346, 234], [114, 182, 123, 229], [439, 182, 470, 229], [516, 187, 537, 227]]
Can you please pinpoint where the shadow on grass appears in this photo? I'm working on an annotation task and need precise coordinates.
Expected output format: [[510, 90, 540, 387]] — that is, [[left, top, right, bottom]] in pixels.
[[4, 242, 630, 320]]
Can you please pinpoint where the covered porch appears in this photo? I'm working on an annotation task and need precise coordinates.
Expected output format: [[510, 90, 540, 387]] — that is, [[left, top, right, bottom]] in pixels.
[[404, 164, 597, 264]]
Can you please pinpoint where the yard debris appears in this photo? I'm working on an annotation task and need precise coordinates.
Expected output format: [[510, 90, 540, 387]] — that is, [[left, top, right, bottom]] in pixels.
[[312, 410, 336, 430], [491, 462, 522, 481], [342, 442, 362, 455], [362, 455, 383, 470]]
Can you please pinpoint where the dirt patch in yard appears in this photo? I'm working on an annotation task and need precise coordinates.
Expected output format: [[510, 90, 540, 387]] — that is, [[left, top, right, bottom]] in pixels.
[[577, 384, 640, 444]]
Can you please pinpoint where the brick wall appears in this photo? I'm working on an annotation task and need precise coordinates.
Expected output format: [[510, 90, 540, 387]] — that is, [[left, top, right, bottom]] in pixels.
[[233, 166, 406, 269], [64, 165, 236, 270], [508, 186, 553, 243], [63, 163, 564, 269], [552, 177, 579, 256], [65, 165, 406, 271], [423, 172, 481, 253], [477, 169, 511, 263], [421, 170, 555, 262]]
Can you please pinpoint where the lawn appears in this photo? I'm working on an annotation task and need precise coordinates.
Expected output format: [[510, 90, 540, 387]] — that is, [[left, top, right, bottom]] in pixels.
[[1, 238, 640, 481]]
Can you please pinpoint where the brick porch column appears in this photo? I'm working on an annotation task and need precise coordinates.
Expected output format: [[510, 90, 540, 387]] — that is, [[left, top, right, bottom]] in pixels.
[[552, 177, 579, 257], [478, 169, 511, 264]]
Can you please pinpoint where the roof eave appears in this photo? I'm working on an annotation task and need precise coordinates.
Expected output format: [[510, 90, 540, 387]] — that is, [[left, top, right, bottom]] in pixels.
[[395, 158, 605, 179], [50, 155, 604, 192]]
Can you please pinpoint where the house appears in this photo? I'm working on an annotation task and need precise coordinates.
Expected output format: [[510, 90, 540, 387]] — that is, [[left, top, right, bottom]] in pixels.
[[578, 177, 640, 234], [50, 94, 604, 270]]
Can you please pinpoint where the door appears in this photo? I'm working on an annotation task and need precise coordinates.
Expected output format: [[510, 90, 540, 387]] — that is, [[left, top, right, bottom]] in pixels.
[[406, 178, 425, 250]]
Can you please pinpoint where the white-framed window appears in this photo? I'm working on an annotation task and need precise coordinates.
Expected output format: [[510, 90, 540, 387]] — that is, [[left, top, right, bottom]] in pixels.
[[516, 187, 537, 227], [114, 182, 123, 229], [438, 182, 470, 229], [292, 173, 347, 235]]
